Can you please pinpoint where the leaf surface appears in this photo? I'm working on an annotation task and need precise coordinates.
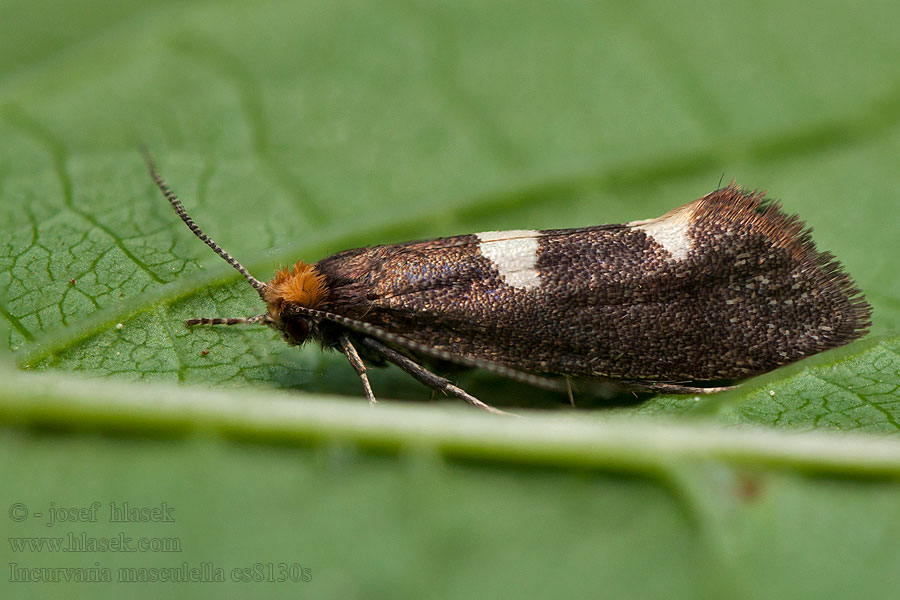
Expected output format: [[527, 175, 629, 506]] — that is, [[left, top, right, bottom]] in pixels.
[[3, 0, 900, 597]]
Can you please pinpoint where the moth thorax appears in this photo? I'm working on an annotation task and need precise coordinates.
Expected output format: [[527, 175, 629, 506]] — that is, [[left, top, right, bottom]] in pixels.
[[263, 260, 328, 318]]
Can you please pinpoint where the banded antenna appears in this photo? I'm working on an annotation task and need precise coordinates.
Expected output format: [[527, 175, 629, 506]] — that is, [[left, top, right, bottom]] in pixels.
[[142, 149, 269, 297]]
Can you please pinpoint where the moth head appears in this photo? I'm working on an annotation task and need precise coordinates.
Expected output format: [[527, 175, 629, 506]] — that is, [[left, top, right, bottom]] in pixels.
[[143, 150, 328, 347], [261, 261, 328, 345]]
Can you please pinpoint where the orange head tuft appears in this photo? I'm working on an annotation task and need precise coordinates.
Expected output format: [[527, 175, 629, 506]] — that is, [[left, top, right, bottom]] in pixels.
[[263, 261, 328, 318]]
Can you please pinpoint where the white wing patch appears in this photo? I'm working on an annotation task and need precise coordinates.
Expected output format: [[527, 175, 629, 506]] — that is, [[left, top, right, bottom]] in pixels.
[[628, 203, 695, 261], [475, 230, 542, 290]]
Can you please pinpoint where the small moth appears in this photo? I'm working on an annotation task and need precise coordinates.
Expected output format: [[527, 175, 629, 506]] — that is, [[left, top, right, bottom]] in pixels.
[[144, 153, 871, 413]]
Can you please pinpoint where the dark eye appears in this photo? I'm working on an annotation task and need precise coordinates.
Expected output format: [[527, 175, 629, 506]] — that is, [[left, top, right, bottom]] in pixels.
[[282, 317, 311, 345]]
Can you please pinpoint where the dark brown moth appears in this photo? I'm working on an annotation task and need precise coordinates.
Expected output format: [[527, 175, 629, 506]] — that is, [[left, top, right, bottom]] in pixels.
[[144, 152, 871, 413]]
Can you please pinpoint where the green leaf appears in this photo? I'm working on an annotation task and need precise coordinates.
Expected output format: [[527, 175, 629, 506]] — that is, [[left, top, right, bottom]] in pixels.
[[3, 0, 900, 597]]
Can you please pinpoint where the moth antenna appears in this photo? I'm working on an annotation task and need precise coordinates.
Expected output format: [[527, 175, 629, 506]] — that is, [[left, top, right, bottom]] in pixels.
[[186, 315, 271, 327], [142, 149, 268, 298]]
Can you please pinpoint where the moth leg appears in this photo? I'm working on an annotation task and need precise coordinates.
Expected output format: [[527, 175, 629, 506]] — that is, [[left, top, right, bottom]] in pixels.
[[564, 376, 576, 407], [185, 315, 270, 327], [358, 337, 512, 416], [339, 334, 377, 405], [626, 381, 738, 395]]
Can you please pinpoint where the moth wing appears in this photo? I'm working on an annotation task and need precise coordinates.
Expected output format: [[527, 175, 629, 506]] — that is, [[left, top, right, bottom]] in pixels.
[[317, 187, 869, 382]]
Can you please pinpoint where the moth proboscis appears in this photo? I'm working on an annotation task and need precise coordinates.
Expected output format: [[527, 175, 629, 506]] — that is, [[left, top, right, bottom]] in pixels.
[[144, 152, 871, 414]]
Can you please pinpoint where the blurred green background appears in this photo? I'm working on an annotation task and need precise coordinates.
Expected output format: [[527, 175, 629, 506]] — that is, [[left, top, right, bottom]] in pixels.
[[2, 0, 900, 598]]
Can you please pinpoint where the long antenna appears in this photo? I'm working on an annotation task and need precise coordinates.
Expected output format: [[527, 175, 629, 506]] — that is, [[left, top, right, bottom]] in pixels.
[[142, 150, 268, 297]]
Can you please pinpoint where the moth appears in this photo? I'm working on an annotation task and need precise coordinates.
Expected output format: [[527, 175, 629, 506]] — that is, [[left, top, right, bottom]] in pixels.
[[144, 153, 871, 413]]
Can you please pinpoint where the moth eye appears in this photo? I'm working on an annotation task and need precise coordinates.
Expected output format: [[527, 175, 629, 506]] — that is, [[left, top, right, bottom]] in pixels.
[[282, 317, 311, 345]]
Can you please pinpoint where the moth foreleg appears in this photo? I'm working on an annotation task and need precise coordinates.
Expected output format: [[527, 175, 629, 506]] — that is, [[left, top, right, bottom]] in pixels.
[[185, 315, 270, 327], [338, 334, 376, 405], [358, 337, 512, 416]]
